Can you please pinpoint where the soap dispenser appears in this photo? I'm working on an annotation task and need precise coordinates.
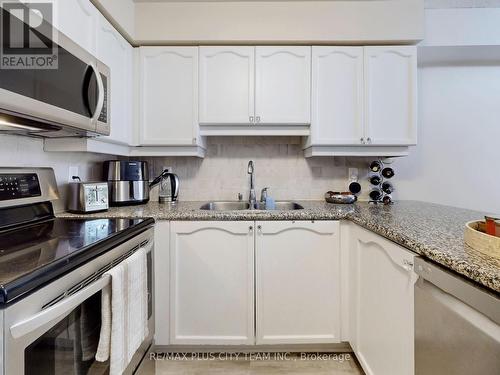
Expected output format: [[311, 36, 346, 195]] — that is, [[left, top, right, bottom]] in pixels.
[[260, 187, 275, 210]]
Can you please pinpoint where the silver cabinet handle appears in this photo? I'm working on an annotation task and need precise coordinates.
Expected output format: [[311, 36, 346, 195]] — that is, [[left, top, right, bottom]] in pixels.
[[256, 116, 261, 123], [249, 225, 253, 233], [249, 116, 254, 123], [367, 137, 372, 144], [360, 137, 365, 144]]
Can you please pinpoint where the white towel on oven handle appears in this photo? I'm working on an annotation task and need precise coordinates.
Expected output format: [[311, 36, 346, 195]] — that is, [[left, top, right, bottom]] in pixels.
[[124, 247, 149, 364], [95, 247, 149, 375], [95, 280, 111, 362]]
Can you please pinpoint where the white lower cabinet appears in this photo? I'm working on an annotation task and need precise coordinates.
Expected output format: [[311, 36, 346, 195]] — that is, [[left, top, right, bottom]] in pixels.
[[169, 221, 255, 345], [163, 219, 416, 366], [167, 220, 340, 346], [154, 221, 170, 345], [349, 224, 417, 375], [255, 220, 341, 344]]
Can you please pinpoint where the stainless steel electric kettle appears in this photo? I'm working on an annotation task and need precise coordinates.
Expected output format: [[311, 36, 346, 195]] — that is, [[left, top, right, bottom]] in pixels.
[[149, 170, 180, 204]]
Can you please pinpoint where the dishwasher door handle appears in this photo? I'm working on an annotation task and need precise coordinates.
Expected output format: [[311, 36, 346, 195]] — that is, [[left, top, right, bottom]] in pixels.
[[10, 275, 111, 339]]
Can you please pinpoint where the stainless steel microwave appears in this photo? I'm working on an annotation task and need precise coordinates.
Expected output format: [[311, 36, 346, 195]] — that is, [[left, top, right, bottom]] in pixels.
[[0, 5, 110, 138]]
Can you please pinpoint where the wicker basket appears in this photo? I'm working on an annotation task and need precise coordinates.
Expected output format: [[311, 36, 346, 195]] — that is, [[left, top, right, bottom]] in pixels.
[[464, 221, 500, 259]]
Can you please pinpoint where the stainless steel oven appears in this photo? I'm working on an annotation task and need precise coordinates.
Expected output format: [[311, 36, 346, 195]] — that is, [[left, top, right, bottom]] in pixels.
[[1, 228, 154, 375], [0, 4, 110, 137]]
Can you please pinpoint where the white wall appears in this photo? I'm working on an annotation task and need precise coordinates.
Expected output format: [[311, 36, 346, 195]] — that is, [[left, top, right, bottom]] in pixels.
[[395, 64, 500, 214], [0, 135, 112, 212], [423, 7, 500, 46], [134, 0, 424, 44], [393, 3, 500, 214]]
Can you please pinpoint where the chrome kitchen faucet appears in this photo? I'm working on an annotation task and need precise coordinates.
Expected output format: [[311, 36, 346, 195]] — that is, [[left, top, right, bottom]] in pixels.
[[247, 160, 256, 209]]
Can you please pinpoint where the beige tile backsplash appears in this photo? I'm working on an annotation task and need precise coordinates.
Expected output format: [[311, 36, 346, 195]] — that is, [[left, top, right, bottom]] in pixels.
[[0, 134, 111, 213], [140, 137, 373, 202]]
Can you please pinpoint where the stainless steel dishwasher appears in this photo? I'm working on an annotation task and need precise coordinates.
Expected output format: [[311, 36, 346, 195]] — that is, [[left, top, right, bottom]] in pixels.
[[414, 257, 500, 375]]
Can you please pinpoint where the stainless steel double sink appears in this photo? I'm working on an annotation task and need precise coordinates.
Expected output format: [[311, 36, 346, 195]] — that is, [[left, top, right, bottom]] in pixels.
[[200, 201, 304, 211]]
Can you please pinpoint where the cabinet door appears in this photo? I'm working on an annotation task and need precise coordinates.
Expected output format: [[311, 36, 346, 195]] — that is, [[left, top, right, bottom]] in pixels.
[[139, 47, 198, 145], [255, 221, 340, 344], [96, 14, 133, 145], [311, 47, 364, 145], [169, 221, 255, 345], [199, 47, 255, 125], [350, 224, 417, 375], [54, 0, 97, 54], [255, 46, 311, 125], [154, 221, 170, 345], [364, 46, 417, 145]]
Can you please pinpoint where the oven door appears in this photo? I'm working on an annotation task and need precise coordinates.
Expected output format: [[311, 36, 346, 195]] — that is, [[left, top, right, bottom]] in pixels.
[[17, 279, 110, 375], [3, 235, 154, 375]]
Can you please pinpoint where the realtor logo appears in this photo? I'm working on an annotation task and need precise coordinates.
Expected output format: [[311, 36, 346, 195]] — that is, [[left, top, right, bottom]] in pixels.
[[1, 1, 58, 69]]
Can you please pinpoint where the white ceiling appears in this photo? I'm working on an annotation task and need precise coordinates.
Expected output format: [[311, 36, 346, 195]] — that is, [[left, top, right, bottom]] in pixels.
[[133, 0, 500, 6], [133, 0, 361, 2]]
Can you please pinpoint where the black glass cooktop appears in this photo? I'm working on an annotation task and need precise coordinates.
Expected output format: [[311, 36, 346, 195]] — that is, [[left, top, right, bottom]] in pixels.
[[0, 216, 154, 305]]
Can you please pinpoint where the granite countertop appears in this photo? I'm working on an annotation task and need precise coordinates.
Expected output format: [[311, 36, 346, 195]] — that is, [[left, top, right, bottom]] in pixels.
[[58, 200, 500, 293]]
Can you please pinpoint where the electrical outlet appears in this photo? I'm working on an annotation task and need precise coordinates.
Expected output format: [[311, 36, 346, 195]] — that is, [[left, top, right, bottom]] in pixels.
[[68, 166, 79, 182], [348, 168, 359, 181], [162, 166, 173, 173]]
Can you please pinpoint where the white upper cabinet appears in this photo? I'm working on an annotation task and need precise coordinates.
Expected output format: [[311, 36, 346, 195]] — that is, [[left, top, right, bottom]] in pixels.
[[169, 221, 255, 345], [349, 224, 417, 375], [255, 46, 311, 125], [304, 45, 417, 156], [255, 221, 340, 345], [364, 46, 417, 145], [199, 47, 255, 125], [96, 14, 133, 145], [309, 46, 364, 146], [199, 46, 311, 131], [54, 0, 97, 55], [139, 47, 200, 146]]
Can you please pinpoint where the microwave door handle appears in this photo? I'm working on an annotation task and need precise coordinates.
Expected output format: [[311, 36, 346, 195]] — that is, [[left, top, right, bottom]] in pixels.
[[9, 274, 111, 339], [89, 62, 104, 124]]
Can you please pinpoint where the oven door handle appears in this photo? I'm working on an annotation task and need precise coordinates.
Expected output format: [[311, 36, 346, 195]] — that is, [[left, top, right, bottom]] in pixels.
[[10, 275, 111, 339]]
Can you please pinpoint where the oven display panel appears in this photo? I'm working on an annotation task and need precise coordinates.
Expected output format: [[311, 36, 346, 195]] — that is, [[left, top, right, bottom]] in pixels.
[[0, 174, 41, 200]]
